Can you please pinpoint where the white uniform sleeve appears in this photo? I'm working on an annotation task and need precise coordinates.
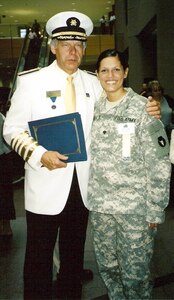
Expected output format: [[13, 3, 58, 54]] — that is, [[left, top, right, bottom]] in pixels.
[[3, 74, 47, 170]]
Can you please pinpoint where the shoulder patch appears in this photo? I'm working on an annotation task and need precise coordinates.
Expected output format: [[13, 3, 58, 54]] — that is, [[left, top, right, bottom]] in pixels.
[[147, 121, 169, 158], [18, 67, 41, 76]]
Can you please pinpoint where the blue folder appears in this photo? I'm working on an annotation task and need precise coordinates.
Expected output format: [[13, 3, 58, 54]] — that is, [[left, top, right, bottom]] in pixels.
[[28, 112, 87, 163]]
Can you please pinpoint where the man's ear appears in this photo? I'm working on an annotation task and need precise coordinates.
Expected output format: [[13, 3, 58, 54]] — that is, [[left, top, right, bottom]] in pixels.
[[124, 67, 129, 78], [50, 45, 56, 55]]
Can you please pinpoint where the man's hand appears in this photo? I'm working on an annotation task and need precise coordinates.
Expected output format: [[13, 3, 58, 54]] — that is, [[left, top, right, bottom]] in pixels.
[[146, 96, 161, 119], [41, 151, 68, 170], [148, 223, 158, 229]]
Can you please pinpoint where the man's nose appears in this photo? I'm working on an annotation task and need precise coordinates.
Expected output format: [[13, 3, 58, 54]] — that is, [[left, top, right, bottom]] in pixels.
[[69, 46, 76, 53]]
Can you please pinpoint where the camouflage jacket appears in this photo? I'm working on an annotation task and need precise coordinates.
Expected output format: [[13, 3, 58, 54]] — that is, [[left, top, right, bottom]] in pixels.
[[87, 88, 171, 224]]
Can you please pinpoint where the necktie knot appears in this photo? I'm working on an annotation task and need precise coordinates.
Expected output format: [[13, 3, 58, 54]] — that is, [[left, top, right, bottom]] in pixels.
[[67, 75, 73, 83]]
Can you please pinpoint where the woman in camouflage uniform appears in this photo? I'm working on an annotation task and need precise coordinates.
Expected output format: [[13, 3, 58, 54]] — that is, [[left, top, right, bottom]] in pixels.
[[87, 49, 171, 300]]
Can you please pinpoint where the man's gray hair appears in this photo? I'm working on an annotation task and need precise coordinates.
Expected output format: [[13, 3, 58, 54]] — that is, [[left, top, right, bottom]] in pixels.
[[50, 39, 86, 49]]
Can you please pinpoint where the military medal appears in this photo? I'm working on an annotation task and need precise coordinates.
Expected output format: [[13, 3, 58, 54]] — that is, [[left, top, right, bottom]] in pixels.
[[46, 90, 61, 109], [50, 97, 57, 109]]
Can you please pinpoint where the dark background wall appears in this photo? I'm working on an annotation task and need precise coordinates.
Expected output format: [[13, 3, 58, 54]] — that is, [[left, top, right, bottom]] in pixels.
[[114, 0, 174, 99]]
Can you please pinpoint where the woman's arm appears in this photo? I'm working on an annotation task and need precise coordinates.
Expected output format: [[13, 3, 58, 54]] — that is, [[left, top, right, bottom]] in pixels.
[[170, 129, 174, 164]]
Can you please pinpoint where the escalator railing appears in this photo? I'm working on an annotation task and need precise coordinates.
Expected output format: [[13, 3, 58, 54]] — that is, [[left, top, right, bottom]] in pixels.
[[8, 33, 29, 101], [38, 32, 50, 68], [8, 28, 50, 102]]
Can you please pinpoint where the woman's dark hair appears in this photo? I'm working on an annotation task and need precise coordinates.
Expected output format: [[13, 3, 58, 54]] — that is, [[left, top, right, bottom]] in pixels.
[[96, 49, 129, 72]]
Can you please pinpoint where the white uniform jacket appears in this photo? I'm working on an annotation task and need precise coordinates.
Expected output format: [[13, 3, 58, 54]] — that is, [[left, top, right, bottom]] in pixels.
[[3, 61, 102, 215]]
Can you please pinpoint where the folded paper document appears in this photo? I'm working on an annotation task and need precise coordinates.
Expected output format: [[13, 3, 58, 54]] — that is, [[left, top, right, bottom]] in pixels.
[[28, 112, 87, 163]]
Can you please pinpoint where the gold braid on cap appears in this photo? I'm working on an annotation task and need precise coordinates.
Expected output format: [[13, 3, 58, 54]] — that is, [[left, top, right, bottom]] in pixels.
[[52, 31, 86, 38], [11, 131, 39, 162], [51, 17, 87, 41]]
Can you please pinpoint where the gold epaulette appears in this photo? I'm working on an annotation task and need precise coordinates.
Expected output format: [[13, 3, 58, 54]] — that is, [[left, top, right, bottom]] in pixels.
[[11, 131, 39, 162], [84, 70, 97, 76], [18, 67, 41, 76]]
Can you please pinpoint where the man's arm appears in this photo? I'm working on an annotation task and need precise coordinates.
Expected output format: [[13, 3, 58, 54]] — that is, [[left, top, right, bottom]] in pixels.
[[146, 96, 161, 119]]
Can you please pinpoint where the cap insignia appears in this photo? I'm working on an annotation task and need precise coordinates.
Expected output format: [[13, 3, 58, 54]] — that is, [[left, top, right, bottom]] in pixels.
[[67, 17, 80, 28]]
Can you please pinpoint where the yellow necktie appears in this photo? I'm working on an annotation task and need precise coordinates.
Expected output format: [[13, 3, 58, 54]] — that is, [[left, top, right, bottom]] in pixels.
[[64, 75, 76, 113]]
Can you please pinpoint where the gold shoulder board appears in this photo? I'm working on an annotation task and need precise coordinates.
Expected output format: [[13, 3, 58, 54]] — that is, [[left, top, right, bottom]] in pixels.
[[18, 67, 41, 76], [84, 70, 97, 76]]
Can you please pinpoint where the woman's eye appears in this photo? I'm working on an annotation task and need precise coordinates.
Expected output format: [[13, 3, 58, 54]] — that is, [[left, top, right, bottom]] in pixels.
[[114, 68, 120, 72], [101, 69, 107, 73]]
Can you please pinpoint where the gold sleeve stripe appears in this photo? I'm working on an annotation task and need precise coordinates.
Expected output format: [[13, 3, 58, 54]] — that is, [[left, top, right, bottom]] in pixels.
[[11, 131, 29, 150], [11, 131, 39, 161], [20, 140, 37, 159], [23, 141, 38, 162], [17, 137, 35, 155], [25, 144, 38, 162]]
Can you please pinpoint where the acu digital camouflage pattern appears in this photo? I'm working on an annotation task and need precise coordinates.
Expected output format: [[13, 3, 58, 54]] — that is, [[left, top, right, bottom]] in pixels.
[[87, 87, 171, 299], [87, 87, 171, 224], [90, 212, 156, 300]]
